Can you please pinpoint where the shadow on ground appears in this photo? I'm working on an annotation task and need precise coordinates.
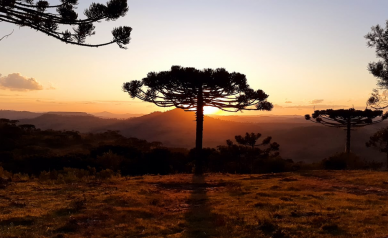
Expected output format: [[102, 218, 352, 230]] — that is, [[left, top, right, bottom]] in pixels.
[[183, 174, 218, 238]]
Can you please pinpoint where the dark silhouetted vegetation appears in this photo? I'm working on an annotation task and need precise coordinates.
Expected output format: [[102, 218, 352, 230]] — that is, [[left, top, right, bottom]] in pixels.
[[214, 132, 282, 173], [364, 21, 388, 109], [305, 108, 388, 154], [321, 152, 383, 170], [1, 117, 385, 177], [366, 127, 388, 169], [0, 118, 185, 175], [365, 21, 388, 109], [0, 119, 300, 176], [233, 132, 279, 150], [123, 66, 273, 173], [0, 0, 131, 48]]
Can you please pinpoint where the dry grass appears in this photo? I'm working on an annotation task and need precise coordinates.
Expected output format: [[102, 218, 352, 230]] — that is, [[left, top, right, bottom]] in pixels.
[[1, 171, 388, 237]]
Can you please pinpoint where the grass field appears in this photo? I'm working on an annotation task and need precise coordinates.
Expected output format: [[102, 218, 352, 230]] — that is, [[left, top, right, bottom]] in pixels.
[[1, 170, 388, 237]]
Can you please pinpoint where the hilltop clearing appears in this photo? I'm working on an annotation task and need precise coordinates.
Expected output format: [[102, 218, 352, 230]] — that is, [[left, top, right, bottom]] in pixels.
[[1, 170, 388, 237]]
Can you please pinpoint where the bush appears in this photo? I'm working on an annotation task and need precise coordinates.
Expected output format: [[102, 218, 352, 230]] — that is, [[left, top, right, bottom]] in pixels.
[[254, 156, 291, 173], [0, 166, 12, 179], [322, 152, 383, 170], [96, 169, 116, 179], [12, 172, 29, 182], [0, 167, 12, 188], [96, 150, 124, 171], [37, 167, 122, 183], [322, 153, 348, 170]]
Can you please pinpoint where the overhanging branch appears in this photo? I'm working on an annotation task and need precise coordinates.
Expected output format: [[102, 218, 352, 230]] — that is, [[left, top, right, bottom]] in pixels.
[[0, 29, 14, 41]]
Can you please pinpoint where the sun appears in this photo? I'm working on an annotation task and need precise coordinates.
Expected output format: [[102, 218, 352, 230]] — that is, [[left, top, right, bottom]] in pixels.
[[203, 106, 220, 115]]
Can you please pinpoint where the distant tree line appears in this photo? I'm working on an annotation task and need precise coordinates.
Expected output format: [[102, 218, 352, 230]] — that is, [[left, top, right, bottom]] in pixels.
[[1, 118, 385, 175], [0, 118, 298, 175]]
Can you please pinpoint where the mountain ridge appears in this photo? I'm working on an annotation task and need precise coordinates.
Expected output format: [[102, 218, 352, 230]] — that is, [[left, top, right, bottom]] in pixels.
[[12, 108, 387, 163]]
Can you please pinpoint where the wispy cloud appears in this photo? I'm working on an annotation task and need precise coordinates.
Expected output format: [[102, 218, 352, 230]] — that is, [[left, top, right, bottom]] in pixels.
[[94, 100, 143, 104], [286, 104, 348, 109], [47, 83, 56, 90], [274, 104, 348, 110], [0, 94, 21, 97], [310, 99, 324, 104]]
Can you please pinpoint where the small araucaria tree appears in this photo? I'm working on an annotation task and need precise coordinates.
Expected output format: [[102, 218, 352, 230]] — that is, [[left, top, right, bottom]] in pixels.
[[223, 132, 280, 173], [123, 66, 273, 173], [0, 0, 132, 48], [232, 132, 279, 150], [305, 108, 388, 155], [366, 127, 388, 170]]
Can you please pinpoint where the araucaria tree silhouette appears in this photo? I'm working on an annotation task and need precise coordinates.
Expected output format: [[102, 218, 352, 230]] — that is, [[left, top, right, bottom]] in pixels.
[[0, 0, 131, 48], [223, 132, 280, 173], [123, 66, 273, 173], [305, 108, 388, 154], [366, 127, 388, 169], [232, 132, 278, 150], [365, 21, 388, 108]]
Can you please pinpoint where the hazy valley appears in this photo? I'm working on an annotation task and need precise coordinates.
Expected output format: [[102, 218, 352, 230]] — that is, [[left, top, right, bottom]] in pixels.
[[2, 109, 386, 164]]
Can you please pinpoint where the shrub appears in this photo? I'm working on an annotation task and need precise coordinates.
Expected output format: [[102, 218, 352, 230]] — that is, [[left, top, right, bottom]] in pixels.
[[0, 166, 12, 179], [96, 150, 124, 171], [0, 167, 12, 188], [39, 171, 51, 181], [96, 169, 116, 180], [254, 157, 291, 173], [322, 152, 383, 170], [322, 153, 348, 170], [12, 172, 29, 182]]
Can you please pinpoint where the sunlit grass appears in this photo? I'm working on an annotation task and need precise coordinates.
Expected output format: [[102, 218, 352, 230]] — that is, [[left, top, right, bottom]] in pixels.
[[0, 171, 388, 237]]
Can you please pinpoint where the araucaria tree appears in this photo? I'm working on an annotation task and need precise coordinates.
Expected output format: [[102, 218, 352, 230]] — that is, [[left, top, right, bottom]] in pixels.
[[305, 108, 388, 154], [366, 127, 388, 170], [365, 21, 388, 108], [0, 0, 131, 48], [232, 132, 278, 150], [222, 132, 280, 173], [123, 66, 273, 172]]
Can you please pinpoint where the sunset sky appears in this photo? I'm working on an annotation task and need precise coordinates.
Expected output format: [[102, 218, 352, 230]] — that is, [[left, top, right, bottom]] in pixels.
[[1, 0, 388, 115]]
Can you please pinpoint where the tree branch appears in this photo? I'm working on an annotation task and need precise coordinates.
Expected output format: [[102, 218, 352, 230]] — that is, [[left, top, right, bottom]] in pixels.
[[0, 29, 14, 41]]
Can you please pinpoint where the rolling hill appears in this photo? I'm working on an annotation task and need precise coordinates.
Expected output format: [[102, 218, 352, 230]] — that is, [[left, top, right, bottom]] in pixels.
[[14, 109, 388, 163], [0, 110, 43, 120]]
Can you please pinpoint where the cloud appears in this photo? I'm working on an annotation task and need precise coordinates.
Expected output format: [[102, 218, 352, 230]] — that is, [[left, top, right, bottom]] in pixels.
[[0, 94, 20, 97], [310, 99, 324, 104], [273, 104, 284, 109], [281, 104, 348, 109], [95, 100, 144, 104], [0, 73, 43, 91], [272, 104, 349, 110], [47, 83, 56, 90], [36, 99, 56, 103], [285, 101, 292, 103]]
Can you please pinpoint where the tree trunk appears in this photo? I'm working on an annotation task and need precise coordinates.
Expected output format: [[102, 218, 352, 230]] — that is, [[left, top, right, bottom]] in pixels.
[[345, 117, 351, 155], [195, 87, 204, 174]]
